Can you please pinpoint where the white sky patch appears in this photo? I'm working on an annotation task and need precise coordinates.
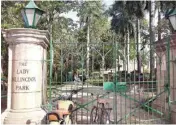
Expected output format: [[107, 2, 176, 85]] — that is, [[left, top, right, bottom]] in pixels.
[[60, 11, 79, 22], [103, 0, 114, 8], [61, 0, 114, 22], [62, 0, 160, 27]]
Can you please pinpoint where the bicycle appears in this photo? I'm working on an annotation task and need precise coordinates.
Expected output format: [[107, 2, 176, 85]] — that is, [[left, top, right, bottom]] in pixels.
[[42, 88, 83, 125], [90, 92, 112, 124]]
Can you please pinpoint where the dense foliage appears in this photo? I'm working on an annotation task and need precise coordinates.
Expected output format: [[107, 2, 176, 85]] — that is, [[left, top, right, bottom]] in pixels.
[[1, 1, 175, 82]]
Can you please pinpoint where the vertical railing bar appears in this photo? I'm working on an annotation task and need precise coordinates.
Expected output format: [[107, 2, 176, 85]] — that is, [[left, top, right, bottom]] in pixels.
[[129, 59, 132, 124], [81, 43, 84, 124], [49, 39, 53, 111], [138, 43, 141, 124], [125, 55, 127, 124], [134, 53, 136, 124], [113, 34, 118, 124], [151, 44, 154, 122], [167, 35, 171, 122], [85, 43, 89, 124], [61, 43, 63, 94], [91, 43, 94, 122], [66, 44, 68, 97], [139, 43, 142, 123], [147, 49, 149, 123], [159, 55, 162, 119], [142, 47, 145, 123], [172, 50, 175, 105]]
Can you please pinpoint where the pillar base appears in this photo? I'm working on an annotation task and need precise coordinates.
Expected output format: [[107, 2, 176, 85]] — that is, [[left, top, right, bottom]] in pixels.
[[1, 109, 9, 124], [3, 108, 46, 124]]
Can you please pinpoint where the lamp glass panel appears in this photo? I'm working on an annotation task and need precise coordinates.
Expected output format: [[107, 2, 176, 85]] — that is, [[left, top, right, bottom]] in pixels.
[[25, 9, 35, 26], [34, 11, 41, 26], [21, 9, 28, 26], [169, 15, 176, 30]]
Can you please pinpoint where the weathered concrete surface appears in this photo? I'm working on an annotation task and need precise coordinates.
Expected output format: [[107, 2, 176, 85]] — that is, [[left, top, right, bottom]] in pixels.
[[153, 33, 176, 124], [1, 28, 49, 124]]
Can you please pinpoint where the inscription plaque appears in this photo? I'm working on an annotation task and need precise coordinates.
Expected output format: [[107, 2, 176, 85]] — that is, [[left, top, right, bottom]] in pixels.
[[12, 61, 37, 91]]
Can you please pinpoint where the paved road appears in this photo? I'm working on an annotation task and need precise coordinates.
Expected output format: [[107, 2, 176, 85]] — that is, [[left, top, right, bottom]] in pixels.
[[48, 83, 168, 124], [1, 83, 168, 124]]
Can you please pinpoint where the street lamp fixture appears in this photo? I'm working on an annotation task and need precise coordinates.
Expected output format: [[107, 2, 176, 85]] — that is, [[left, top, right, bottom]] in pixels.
[[166, 8, 176, 31], [21, 0, 45, 28]]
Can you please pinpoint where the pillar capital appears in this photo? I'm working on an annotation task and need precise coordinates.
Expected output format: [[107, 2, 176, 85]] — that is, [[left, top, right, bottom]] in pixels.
[[2, 28, 50, 49], [155, 33, 176, 53]]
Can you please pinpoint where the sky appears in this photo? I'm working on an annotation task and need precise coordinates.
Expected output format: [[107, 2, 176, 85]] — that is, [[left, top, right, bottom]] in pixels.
[[61, 0, 114, 22], [61, 0, 159, 26], [103, 0, 114, 7]]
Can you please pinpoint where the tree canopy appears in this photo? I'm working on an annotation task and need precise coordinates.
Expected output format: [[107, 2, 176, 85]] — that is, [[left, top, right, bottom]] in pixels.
[[1, 0, 176, 80]]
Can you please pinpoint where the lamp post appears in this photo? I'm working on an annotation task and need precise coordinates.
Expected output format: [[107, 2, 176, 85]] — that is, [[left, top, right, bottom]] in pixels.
[[21, 0, 44, 28], [2, 1, 49, 124], [165, 8, 176, 31]]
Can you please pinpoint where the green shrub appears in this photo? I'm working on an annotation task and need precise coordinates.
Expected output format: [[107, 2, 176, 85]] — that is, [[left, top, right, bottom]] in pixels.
[[86, 79, 103, 86], [91, 72, 102, 78], [78, 69, 86, 74]]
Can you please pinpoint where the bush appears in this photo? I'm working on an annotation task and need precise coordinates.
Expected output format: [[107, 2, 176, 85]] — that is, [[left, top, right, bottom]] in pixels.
[[77, 69, 86, 75], [86, 79, 104, 86], [91, 72, 101, 78]]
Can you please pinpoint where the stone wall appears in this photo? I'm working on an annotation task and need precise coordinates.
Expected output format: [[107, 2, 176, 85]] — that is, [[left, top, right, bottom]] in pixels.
[[153, 33, 176, 123]]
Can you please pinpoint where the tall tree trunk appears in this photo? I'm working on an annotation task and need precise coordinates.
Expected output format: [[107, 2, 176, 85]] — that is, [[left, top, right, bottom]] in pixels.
[[158, 1, 161, 41], [92, 50, 94, 72], [123, 36, 126, 71], [118, 55, 121, 71], [126, 28, 130, 73], [1, 60, 3, 76], [102, 56, 105, 70], [150, 0, 155, 79], [137, 19, 141, 74], [86, 24, 90, 77], [102, 43, 105, 70]]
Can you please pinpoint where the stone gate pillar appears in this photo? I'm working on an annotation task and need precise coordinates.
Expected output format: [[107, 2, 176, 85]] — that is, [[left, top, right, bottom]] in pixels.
[[2, 28, 49, 124], [153, 33, 176, 123]]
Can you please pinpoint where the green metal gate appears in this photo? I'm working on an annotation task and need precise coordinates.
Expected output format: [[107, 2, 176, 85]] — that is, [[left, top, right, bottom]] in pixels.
[[47, 36, 171, 124]]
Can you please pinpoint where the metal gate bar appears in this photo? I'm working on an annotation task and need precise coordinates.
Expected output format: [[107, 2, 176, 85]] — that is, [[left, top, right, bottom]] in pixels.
[[47, 39, 171, 124], [119, 92, 163, 115], [117, 89, 167, 123]]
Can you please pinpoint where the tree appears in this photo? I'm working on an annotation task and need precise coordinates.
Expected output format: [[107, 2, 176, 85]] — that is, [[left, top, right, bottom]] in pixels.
[[1, 1, 27, 77], [110, 1, 147, 73], [145, 1, 176, 79], [77, 1, 109, 75], [37, 1, 79, 104], [110, 1, 134, 73], [1, 1, 26, 29], [124, 1, 147, 74], [149, 0, 156, 80]]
